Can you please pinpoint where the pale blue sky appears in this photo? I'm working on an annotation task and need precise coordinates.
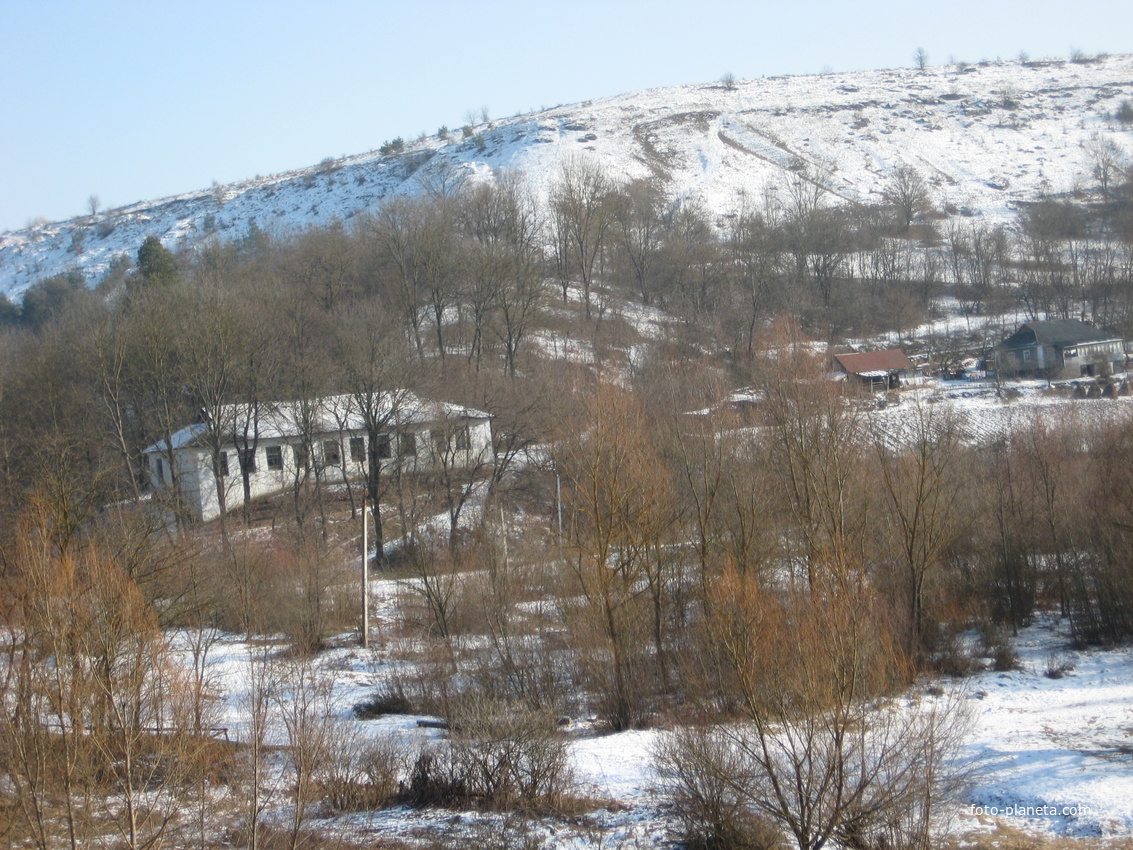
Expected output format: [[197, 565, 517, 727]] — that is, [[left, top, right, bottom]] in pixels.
[[2, 0, 1131, 232]]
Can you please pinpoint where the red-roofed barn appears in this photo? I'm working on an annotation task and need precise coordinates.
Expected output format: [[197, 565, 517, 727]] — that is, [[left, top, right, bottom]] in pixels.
[[833, 349, 917, 391]]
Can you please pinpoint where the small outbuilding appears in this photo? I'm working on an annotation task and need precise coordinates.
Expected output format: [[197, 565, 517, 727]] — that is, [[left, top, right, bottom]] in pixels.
[[994, 319, 1125, 379], [833, 349, 918, 391]]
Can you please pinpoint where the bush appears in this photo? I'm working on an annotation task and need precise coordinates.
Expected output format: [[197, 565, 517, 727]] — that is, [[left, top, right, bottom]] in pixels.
[[980, 625, 1022, 672], [656, 697, 971, 850], [353, 681, 414, 718], [1115, 100, 1133, 124], [320, 729, 405, 812], [1044, 653, 1076, 679], [404, 697, 573, 812], [655, 727, 786, 850]]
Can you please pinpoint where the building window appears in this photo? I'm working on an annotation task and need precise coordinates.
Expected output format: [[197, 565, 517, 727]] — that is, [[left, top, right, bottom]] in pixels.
[[217, 451, 229, 477], [266, 445, 283, 470], [376, 433, 392, 459], [239, 447, 257, 472], [155, 457, 164, 482], [349, 436, 366, 463], [455, 425, 471, 451], [323, 440, 342, 466], [431, 429, 447, 454], [398, 431, 417, 457], [293, 442, 309, 469]]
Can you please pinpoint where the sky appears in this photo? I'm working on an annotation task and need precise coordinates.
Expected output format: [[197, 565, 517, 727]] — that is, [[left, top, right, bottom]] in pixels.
[[2, 0, 1132, 234]]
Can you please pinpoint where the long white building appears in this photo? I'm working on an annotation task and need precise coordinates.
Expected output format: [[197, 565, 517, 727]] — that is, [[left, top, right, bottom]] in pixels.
[[142, 392, 493, 522]]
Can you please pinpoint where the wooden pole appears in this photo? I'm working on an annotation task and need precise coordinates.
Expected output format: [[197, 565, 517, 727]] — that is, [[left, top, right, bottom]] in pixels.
[[556, 471, 563, 543], [361, 491, 369, 649]]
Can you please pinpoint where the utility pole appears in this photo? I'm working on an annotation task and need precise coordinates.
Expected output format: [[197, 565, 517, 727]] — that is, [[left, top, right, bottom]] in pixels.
[[361, 491, 369, 649]]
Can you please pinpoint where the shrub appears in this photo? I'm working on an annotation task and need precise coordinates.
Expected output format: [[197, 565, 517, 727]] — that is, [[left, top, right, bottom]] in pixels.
[[655, 727, 786, 850], [980, 625, 1022, 671], [1044, 653, 1076, 679], [656, 697, 971, 850], [320, 729, 405, 812], [1115, 100, 1133, 124], [404, 697, 573, 812], [353, 681, 414, 718]]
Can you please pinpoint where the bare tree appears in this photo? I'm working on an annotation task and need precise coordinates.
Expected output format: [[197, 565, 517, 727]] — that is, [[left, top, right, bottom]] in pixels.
[[275, 661, 335, 848], [334, 300, 415, 557], [884, 164, 932, 231], [2, 517, 214, 850], [872, 399, 971, 659], [182, 292, 249, 534], [610, 177, 665, 305], [366, 195, 458, 359], [751, 319, 866, 588], [456, 173, 545, 374], [1085, 133, 1129, 203], [557, 383, 674, 728], [549, 155, 615, 319], [913, 47, 930, 72], [277, 222, 359, 312]]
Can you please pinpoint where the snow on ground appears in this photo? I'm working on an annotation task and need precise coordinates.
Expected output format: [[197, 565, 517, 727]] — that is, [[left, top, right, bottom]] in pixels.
[[178, 611, 1133, 845], [959, 616, 1133, 838], [868, 378, 1133, 450], [528, 329, 595, 365]]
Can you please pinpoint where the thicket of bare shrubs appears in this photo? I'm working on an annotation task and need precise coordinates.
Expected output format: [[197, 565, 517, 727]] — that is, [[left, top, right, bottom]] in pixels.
[[403, 697, 573, 812], [657, 567, 971, 850]]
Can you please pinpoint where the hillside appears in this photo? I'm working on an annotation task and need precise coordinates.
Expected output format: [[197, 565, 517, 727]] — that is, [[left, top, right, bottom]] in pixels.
[[2, 54, 1132, 300]]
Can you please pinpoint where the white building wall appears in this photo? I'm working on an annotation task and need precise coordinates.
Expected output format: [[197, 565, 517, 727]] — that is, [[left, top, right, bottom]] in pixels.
[[148, 419, 494, 523]]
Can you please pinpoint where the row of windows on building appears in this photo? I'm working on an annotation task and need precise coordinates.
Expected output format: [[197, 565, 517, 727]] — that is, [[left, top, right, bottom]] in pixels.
[[150, 428, 473, 479]]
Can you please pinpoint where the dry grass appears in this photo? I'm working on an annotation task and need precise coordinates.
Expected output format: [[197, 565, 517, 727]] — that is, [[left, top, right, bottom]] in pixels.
[[950, 824, 1133, 850]]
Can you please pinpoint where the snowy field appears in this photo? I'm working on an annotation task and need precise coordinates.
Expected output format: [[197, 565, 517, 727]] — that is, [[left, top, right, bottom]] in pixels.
[[959, 616, 1133, 838], [187, 600, 1133, 846], [868, 378, 1133, 450]]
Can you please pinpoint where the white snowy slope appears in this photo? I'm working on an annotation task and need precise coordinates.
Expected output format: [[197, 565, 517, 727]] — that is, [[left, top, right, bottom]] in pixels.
[[3, 54, 1132, 300]]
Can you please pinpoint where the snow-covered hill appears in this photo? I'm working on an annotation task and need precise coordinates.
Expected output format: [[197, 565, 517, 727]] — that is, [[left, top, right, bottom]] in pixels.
[[3, 54, 1132, 300]]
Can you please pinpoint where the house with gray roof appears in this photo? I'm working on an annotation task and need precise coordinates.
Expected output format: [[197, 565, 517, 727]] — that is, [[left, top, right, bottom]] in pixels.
[[993, 319, 1126, 379]]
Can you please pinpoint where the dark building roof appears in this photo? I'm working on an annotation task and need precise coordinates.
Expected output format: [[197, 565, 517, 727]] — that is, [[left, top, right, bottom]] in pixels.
[[833, 349, 915, 376], [999, 320, 1121, 350]]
